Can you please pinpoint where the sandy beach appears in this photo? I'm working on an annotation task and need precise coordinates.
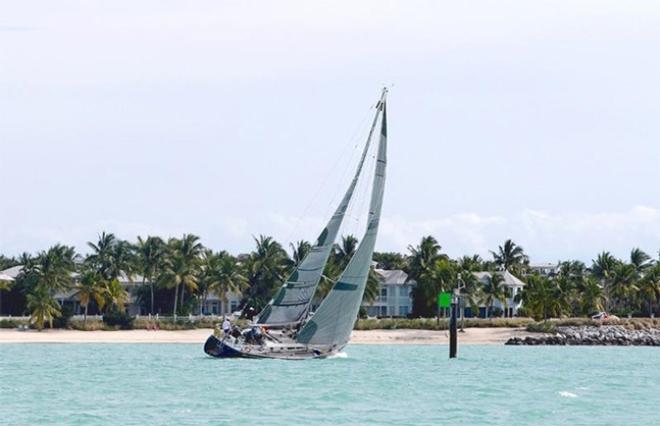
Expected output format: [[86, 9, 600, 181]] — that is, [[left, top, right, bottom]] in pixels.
[[0, 327, 533, 345]]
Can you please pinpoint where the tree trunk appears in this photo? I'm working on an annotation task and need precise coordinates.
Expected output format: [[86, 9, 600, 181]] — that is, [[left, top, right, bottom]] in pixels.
[[173, 283, 179, 317], [149, 278, 155, 316], [650, 299, 654, 317], [179, 285, 185, 313], [84, 304, 88, 326]]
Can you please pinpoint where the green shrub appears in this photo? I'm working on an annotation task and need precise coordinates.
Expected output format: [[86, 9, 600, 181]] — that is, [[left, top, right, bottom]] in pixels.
[[102, 308, 134, 330], [526, 321, 557, 333], [0, 319, 23, 328], [354, 317, 533, 330], [53, 304, 74, 328], [69, 319, 104, 331]]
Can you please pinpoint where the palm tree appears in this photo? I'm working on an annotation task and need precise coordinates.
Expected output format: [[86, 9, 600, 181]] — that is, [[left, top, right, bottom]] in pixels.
[[76, 270, 105, 325], [206, 251, 248, 314], [408, 236, 442, 317], [103, 279, 129, 312], [610, 262, 640, 314], [516, 275, 559, 320], [290, 240, 311, 267], [27, 285, 61, 330], [591, 251, 619, 311], [242, 235, 290, 311], [22, 245, 77, 326], [87, 232, 117, 280], [491, 239, 528, 273], [136, 236, 165, 315], [579, 277, 605, 315], [334, 235, 358, 268], [109, 240, 136, 282], [419, 258, 457, 317], [159, 235, 203, 316], [363, 267, 380, 305], [0, 278, 12, 317], [481, 273, 506, 318], [28, 245, 76, 295], [630, 248, 653, 274], [373, 252, 407, 270], [457, 267, 481, 322], [457, 255, 483, 273], [408, 236, 441, 278], [639, 263, 660, 316]]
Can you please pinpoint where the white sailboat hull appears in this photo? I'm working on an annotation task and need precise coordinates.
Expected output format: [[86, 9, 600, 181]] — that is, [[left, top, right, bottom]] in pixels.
[[203, 334, 343, 360]]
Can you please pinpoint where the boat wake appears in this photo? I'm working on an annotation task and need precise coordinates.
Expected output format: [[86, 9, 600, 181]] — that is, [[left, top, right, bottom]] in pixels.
[[558, 391, 578, 398], [328, 352, 348, 359]]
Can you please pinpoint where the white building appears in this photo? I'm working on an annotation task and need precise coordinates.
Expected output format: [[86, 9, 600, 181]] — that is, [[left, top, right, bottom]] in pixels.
[[363, 269, 416, 317], [198, 291, 242, 316], [0, 265, 241, 316], [473, 270, 526, 317], [528, 262, 559, 276]]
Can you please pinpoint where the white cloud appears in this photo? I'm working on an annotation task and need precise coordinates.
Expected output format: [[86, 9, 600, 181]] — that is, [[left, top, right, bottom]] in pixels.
[[1, 206, 658, 262], [376, 206, 660, 262]]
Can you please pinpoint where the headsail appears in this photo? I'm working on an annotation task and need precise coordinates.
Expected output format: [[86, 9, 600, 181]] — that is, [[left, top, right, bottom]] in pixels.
[[256, 95, 385, 326], [297, 89, 388, 346]]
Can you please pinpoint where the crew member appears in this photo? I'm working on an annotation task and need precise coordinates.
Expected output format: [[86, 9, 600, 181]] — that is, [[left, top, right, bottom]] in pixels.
[[222, 316, 231, 337]]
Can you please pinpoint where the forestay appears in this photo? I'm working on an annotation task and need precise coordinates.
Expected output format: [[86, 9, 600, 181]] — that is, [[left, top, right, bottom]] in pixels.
[[256, 99, 384, 326], [297, 91, 388, 347]]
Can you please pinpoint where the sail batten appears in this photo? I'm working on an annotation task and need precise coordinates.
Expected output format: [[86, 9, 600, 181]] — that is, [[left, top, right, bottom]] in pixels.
[[256, 96, 385, 326], [297, 90, 388, 347]]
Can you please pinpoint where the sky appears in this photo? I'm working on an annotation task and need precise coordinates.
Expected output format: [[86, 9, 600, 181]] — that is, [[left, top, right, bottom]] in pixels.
[[0, 1, 659, 263]]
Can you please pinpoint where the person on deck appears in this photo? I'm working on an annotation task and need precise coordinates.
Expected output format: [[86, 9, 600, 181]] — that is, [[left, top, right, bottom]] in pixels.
[[222, 316, 231, 338]]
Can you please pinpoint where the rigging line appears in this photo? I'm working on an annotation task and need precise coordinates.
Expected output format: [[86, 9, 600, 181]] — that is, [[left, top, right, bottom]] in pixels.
[[345, 128, 378, 241], [279, 105, 374, 246], [318, 109, 375, 223]]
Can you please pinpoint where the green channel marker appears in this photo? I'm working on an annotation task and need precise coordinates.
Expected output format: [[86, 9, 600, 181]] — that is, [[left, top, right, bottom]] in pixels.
[[438, 292, 452, 309]]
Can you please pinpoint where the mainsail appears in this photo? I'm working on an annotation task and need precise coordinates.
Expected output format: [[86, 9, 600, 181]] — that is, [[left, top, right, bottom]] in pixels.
[[297, 90, 387, 347], [256, 95, 385, 326]]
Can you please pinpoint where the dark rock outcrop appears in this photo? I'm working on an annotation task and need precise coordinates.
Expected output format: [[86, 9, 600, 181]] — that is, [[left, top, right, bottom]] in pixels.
[[506, 326, 660, 346]]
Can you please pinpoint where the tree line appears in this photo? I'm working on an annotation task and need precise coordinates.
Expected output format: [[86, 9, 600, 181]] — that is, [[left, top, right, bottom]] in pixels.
[[1, 233, 659, 328]]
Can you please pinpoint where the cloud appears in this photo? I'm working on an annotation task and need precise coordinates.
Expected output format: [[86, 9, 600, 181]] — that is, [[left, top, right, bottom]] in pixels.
[[377, 206, 660, 262], [1, 206, 658, 262]]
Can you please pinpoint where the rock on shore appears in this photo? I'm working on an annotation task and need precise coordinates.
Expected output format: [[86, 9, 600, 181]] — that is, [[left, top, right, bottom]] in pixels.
[[506, 326, 660, 346]]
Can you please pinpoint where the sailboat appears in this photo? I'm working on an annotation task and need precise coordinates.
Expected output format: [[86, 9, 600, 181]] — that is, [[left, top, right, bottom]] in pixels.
[[204, 88, 388, 359]]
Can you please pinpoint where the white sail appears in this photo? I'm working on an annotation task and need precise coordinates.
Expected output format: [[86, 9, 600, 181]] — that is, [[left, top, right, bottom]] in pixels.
[[296, 90, 388, 347], [256, 98, 384, 326]]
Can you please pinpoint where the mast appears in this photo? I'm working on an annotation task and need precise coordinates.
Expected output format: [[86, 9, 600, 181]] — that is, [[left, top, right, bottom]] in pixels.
[[297, 88, 388, 346], [256, 91, 386, 326]]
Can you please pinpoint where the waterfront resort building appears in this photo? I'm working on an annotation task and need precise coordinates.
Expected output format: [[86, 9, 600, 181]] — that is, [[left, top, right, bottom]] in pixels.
[[363, 268, 416, 317], [528, 262, 559, 276], [473, 270, 526, 317]]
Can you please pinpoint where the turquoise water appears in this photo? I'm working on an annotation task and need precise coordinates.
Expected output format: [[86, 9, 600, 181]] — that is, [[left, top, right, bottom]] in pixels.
[[1, 344, 658, 425]]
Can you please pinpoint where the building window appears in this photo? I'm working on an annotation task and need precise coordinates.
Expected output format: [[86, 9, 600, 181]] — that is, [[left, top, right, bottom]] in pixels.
[[399, 286, 408, 297], [380, 288, 387, 302], [230, 301, 239, 312], [399, 306, 409, 316]]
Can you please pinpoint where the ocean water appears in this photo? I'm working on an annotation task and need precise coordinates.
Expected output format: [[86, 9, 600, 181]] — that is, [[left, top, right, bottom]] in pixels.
[[1, 344, 658, 425]]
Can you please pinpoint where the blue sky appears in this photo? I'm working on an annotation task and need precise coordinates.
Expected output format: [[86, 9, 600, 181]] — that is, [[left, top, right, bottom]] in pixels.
[[0, 1, 658, 263]]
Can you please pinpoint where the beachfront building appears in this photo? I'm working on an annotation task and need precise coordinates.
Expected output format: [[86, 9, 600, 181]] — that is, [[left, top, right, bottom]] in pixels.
[[0, 264, 243, 317], [198, 292, 242, 316], [363, 269, 415, 317], [473, 270, 526, 317], [528, 262, 559, 276]]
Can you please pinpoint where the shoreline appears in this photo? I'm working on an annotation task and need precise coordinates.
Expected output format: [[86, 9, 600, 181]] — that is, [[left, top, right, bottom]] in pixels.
[[0, 327, 534, 345]]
